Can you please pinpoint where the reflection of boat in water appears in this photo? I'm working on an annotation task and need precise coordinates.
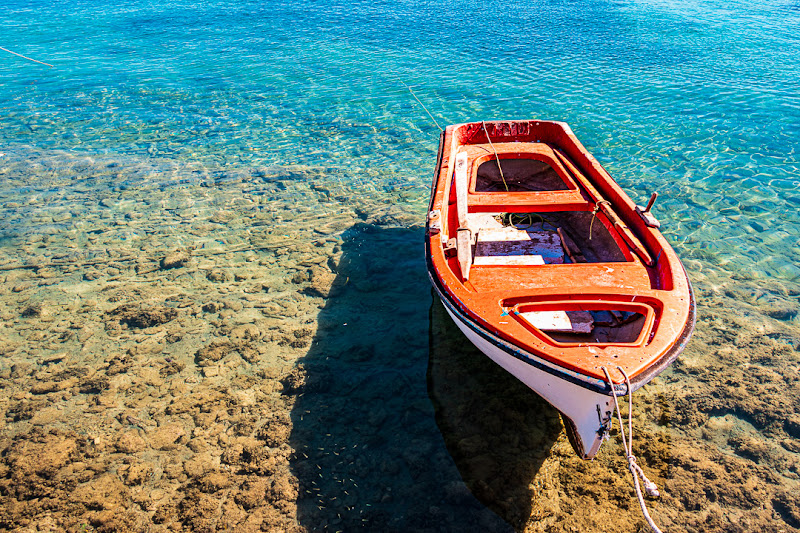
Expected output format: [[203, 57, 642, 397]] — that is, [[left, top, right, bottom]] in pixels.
[[427, 294, 560, 530], [425, 120, 696, 459]]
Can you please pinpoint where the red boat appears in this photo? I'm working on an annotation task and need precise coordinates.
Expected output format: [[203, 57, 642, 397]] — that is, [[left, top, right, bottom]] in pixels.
[[425, 120, 695, 459]]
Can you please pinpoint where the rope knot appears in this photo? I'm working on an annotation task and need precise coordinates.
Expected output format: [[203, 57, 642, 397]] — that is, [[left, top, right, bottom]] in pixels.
[[589, 200, 612, 240], [592, 199, 611, 215], [628, 456, 661, 498], [643, 479, 661, 499]]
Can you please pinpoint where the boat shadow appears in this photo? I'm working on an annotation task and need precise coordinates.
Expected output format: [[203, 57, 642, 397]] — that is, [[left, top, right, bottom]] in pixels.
[[288, 222, 513, 532], [427, 295, 563, 530]]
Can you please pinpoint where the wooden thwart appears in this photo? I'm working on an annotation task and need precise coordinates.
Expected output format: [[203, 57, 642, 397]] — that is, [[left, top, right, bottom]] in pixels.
[[473, 255, 545, 266], [521, 310, 594, 334], [475, 229, 564, 264]]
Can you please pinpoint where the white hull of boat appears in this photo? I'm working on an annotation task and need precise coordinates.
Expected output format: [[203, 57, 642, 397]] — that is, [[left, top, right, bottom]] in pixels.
[[442, 302, 614, 459]]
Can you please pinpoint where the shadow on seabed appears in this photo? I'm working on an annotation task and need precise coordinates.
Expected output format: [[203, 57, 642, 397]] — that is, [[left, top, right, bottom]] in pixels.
[[428, 295, 563, 530], [288, 223, 513, 532]]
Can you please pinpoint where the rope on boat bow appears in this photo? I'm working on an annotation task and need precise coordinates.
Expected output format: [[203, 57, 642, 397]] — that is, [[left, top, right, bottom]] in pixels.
[[588, 200, 611, 240], [601, 366, 664, 533]]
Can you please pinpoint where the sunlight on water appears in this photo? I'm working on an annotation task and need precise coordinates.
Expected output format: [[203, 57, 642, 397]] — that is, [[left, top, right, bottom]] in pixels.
[[1, 0, 799, 530]]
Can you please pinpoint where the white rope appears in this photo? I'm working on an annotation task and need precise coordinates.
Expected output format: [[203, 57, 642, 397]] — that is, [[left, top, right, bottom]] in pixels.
[[601, 366, 664, 533], [0, 46, 53, 67], [400, 81, 442, 131]]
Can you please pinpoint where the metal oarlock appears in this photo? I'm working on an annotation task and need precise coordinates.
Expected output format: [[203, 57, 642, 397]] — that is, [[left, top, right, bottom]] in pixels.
[[636, 192, 661, 228]]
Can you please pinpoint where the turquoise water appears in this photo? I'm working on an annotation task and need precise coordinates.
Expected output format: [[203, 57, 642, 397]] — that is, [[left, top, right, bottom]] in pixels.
[[4, 0, 800, 275], [2, 0, 800, 530]]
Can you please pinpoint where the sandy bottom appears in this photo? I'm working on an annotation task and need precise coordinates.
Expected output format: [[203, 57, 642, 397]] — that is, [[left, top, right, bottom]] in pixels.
[[0, 150, 798, 532]]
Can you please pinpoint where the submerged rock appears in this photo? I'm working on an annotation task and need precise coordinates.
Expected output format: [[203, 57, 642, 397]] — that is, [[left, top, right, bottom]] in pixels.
[[115, 431, 146, 454], [107, 304, 178, 329], [195, 341, 235, 366], [764, 304, 798, 321], [149, 424, 187, 450], [303, 267, 339, 299], [206, 269, 230, 282], [160, 251, 190, 269]]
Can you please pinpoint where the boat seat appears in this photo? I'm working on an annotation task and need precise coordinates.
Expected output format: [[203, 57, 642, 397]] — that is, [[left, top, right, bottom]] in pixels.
[[473, 226, 565, 266], [468, 191, 589, 213], [465, 213, 566, 266]]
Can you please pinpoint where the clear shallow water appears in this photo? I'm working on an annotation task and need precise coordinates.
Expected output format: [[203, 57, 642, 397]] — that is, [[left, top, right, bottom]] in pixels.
[[2, 0, 800, 531], [3, 0, 800, 275]]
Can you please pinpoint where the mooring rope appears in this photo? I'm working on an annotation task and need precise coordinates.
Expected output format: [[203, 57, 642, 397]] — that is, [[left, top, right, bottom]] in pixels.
[[0, 46, 53, 67], [481, 121, 508, 192], [601, 366, 664, 533], [400, 81, 442, 131]]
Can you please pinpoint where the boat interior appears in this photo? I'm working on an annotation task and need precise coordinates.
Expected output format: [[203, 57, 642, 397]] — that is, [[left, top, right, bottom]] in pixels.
[[437, 137, 662, 348]]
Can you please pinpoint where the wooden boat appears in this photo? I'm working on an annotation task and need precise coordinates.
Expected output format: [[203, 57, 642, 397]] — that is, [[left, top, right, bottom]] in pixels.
[[425, 120, 695, 459]]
